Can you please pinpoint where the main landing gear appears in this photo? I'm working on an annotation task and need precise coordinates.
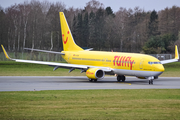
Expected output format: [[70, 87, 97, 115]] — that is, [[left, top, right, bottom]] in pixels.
[[117, 75, 126, 82], [89, 79, 97, 82]]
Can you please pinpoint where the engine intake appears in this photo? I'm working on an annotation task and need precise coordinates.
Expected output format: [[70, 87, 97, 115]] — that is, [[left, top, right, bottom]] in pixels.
[[86, 68, 105, 79]]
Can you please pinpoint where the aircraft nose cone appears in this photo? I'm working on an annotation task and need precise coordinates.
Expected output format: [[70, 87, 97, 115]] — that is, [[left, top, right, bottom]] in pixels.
[[158, 64, 165, 72]]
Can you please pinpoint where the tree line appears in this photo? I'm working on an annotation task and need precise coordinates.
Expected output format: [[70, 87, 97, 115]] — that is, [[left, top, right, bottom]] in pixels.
[[0, 0, 180, 54]]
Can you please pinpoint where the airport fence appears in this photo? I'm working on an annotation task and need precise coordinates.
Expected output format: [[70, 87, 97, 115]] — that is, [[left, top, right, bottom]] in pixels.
[[0, 52, 64, 62], [149, 54, 172, 60]]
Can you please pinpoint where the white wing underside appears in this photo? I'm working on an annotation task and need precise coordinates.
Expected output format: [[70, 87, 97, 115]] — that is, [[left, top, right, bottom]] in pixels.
[[14, 59, 112, 72], [160, 59, 178, 64]]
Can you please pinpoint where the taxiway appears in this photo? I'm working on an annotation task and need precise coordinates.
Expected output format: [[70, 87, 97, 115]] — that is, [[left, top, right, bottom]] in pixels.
[[0, 76, 180, 91]]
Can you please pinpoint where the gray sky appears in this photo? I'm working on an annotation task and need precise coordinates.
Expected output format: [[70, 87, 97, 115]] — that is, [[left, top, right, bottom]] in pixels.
[[1, 0, 180, 12]]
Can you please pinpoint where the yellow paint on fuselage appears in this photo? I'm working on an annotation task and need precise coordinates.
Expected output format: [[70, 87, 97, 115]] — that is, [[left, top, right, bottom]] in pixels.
[[61, 50, 164, 72]]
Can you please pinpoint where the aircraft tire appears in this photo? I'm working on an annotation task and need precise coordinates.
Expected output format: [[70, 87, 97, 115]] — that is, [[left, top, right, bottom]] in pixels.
[[151, 80, 153, 84], [89, 79, 93, 82], [117, 75, 121, 82], [122, 75, 126, 82]]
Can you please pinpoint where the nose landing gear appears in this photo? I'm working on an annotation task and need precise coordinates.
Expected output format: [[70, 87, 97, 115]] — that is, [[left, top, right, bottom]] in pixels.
[[148, 76, 154, 84]]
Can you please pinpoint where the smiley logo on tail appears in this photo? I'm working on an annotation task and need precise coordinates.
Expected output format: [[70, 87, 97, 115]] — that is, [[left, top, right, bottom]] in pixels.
[[62, 31, 69, 44]]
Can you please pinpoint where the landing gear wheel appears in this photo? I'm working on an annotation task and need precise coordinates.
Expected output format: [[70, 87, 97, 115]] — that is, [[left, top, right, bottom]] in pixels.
[[122, 75, 126, 82], [89, 79, 93, 82], [89, 79, 97, 82], [117, 75, 126, 82], [117, 75, 121, 82], [94, 79, 97, 82]]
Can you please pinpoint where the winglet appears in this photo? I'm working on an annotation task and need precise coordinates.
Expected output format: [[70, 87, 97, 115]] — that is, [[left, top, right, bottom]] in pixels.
[[175, 45, 179, 59], [1, 45, 12, 60]]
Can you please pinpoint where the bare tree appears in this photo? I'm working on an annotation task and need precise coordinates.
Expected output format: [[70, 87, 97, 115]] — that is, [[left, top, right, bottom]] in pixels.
[[114, 7, 128, 51], [19, 1, 31, 49], [6, 5, 20, 51], [85, 0, 104, 13]]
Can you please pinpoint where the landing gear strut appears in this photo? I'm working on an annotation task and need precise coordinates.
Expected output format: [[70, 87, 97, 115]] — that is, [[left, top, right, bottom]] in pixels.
[[148, 76, 154, 85], [117, 75, 126, 82], [89, 79, 97, 82], [149, 80, 153, 84]]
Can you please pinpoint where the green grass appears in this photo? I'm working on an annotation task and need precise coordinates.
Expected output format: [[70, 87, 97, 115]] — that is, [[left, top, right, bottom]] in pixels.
[[0, 61, 180, 76], [0, 89, 180, 119], [160, 62, 180, 77], [0, 61, 85, 76]]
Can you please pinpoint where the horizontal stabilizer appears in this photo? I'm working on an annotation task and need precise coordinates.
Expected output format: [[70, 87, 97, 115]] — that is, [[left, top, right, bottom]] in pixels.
[[24, 48, 65, 55], [84, 48, 93, 51]]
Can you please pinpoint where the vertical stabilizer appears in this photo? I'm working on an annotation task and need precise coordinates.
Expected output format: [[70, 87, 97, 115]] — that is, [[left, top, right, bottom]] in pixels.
[[59, 12, 83, 51]]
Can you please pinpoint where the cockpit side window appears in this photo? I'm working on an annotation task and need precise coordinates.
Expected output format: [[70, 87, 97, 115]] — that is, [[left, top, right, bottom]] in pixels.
[[148, 62, 161, 65], [148, 62, 153, 65]]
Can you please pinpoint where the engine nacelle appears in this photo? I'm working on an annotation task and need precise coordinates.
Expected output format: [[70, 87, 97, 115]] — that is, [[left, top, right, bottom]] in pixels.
[[86, 68, 105, 79]]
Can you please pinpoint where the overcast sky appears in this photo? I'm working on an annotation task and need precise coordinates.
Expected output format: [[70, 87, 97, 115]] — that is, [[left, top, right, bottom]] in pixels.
[[1, 0, 180, 12]]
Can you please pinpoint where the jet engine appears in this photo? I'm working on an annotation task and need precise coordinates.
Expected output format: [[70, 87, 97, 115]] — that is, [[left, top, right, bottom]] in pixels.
[[86, 68, 105, 79]]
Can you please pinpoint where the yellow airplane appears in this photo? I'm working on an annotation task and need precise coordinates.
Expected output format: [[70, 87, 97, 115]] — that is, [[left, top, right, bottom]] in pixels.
[[1, 12, 179, 84]]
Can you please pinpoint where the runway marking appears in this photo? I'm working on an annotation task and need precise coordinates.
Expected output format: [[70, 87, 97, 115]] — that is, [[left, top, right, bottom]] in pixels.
[[77, 83, 131, 88], [117, 82, 131, 85]]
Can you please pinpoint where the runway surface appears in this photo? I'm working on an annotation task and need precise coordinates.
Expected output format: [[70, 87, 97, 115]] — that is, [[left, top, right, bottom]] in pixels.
[[0, 76, 180, 91]]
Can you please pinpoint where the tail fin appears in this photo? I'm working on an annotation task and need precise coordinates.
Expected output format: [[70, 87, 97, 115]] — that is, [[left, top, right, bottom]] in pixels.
[[59, 12, 83, 51]]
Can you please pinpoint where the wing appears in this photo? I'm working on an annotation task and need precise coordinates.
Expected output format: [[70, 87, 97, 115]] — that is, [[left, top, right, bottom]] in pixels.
[[1, 45, 112, 73], [24, 48, 65, 55], [161, 45, 179, 64]]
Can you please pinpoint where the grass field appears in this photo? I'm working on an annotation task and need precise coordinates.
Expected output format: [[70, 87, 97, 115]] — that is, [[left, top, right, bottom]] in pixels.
[[0, 62, 180, 119], [0, 89, 180, 119], [161, 62, 180, 77], [0, 61, 180, 77], [0, 61, 85, 76]]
